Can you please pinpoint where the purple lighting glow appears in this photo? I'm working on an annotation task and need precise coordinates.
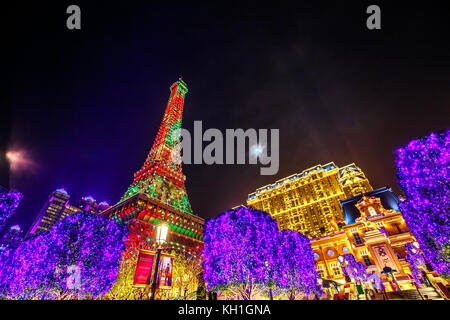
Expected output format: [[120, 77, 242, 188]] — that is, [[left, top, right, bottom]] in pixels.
[[395, 129, 450, 276], [203, 206, 319, 300], [0, 190, 23, 231], [0, 211, 127, 299]]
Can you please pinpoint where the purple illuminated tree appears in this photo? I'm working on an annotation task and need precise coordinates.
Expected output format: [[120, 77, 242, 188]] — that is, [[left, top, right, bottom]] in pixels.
[[203, 206, 319, 300], [0, 248, 14, 291], [339, 254, 358, 280], [276, 230, 321, 299], [0, 190, 23, 232], [355, 262, 368, 283], [202, 206, 279, 300], [0, 211, 127, 299], [338, 253, 368, 286], [395, 129, 450, 276]]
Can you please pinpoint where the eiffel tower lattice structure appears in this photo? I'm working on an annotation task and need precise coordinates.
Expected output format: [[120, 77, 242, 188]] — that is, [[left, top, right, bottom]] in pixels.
[[101, 79, 204, 253]]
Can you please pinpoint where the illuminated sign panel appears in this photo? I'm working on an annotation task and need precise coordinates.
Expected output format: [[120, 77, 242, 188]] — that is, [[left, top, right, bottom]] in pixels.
[[133, 250, 155, 287]]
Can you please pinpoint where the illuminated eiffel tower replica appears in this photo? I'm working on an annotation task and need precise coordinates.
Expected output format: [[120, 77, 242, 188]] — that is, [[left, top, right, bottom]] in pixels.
[[102, 79, 204, 253]]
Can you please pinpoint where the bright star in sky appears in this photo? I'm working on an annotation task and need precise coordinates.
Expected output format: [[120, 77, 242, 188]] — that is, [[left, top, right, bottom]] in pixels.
[[6, 149, 37, 172], [251, 144, 264, 157]]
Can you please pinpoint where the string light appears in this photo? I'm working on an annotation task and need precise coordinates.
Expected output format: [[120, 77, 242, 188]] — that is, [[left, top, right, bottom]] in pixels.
[[203, 206, 320, 299], [0, 212, 127, 299], [0, 190, 23, 231], [395, 129, 449, 276], [405, 242, 426, 287]]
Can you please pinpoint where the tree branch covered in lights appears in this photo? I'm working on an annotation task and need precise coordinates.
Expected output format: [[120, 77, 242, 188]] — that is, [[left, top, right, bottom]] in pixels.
[[339, 253, 368, 284], [0, 212, 127, 300], [405, 242, 427, 287], [0, 190, 23, 232], [276, 230, 321, 299], [395, 129, 450, 276], [103, 245, 143, 300], [203, 206, 319, 300], [171, 250, 203, 300]]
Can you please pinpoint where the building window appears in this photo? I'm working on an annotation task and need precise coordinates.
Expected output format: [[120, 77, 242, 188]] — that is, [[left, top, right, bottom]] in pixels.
[[314, 253, 319, 259], [327, 249, 334, 256], [363, 255, 372, 267], [332, 268, 342, 276], [343, 246, 349, 253], [368, 206, 377, 216], [318, 270, 325, 278], [353, 232, 363, 245]]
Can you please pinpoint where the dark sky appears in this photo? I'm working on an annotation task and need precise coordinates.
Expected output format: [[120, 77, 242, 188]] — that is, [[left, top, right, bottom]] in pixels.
[[3, 1, 450, 232]]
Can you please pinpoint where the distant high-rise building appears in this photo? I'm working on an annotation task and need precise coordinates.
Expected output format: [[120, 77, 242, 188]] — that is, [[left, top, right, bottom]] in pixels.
[[76, 196, 98, 214], [0, 225, 23, 250], [97, 201, 110, 213], [338, 164, 373, 198], [76, 197, 110, 215], [247, 162, 373, 238], [27, 188, 80, 237], [27, 189, 109, 237]]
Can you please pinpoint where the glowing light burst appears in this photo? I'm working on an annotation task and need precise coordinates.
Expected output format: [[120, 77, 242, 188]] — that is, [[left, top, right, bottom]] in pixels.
[[5, 149, 36, 172], [251, 144, 264, 158]]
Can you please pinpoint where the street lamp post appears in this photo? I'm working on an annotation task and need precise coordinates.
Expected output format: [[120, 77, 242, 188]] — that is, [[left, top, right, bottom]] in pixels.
[[150, 221, 169, 300]]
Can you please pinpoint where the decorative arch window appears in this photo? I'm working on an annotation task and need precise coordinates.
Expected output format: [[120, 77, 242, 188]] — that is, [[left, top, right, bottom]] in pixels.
[[368, 206, 377, 216]]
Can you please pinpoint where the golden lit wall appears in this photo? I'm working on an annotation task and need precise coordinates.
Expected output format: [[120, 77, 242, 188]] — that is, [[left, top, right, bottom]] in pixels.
[[311, 207, 416, 291]]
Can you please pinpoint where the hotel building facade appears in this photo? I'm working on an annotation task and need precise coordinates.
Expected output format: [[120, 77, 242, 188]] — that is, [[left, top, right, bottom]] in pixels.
[[247, 164, 448, 297], [247, 162, 373, 238], [311, 190, 417, 291]]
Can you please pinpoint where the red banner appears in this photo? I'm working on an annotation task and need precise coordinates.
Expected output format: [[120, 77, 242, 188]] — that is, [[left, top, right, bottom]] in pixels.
[[157, 254, 174, 288], [133, 250, 155, 287]]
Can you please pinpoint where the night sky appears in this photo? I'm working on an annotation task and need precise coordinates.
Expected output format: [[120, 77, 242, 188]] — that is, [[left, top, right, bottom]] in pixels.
[[3, 1, 450, 232]]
